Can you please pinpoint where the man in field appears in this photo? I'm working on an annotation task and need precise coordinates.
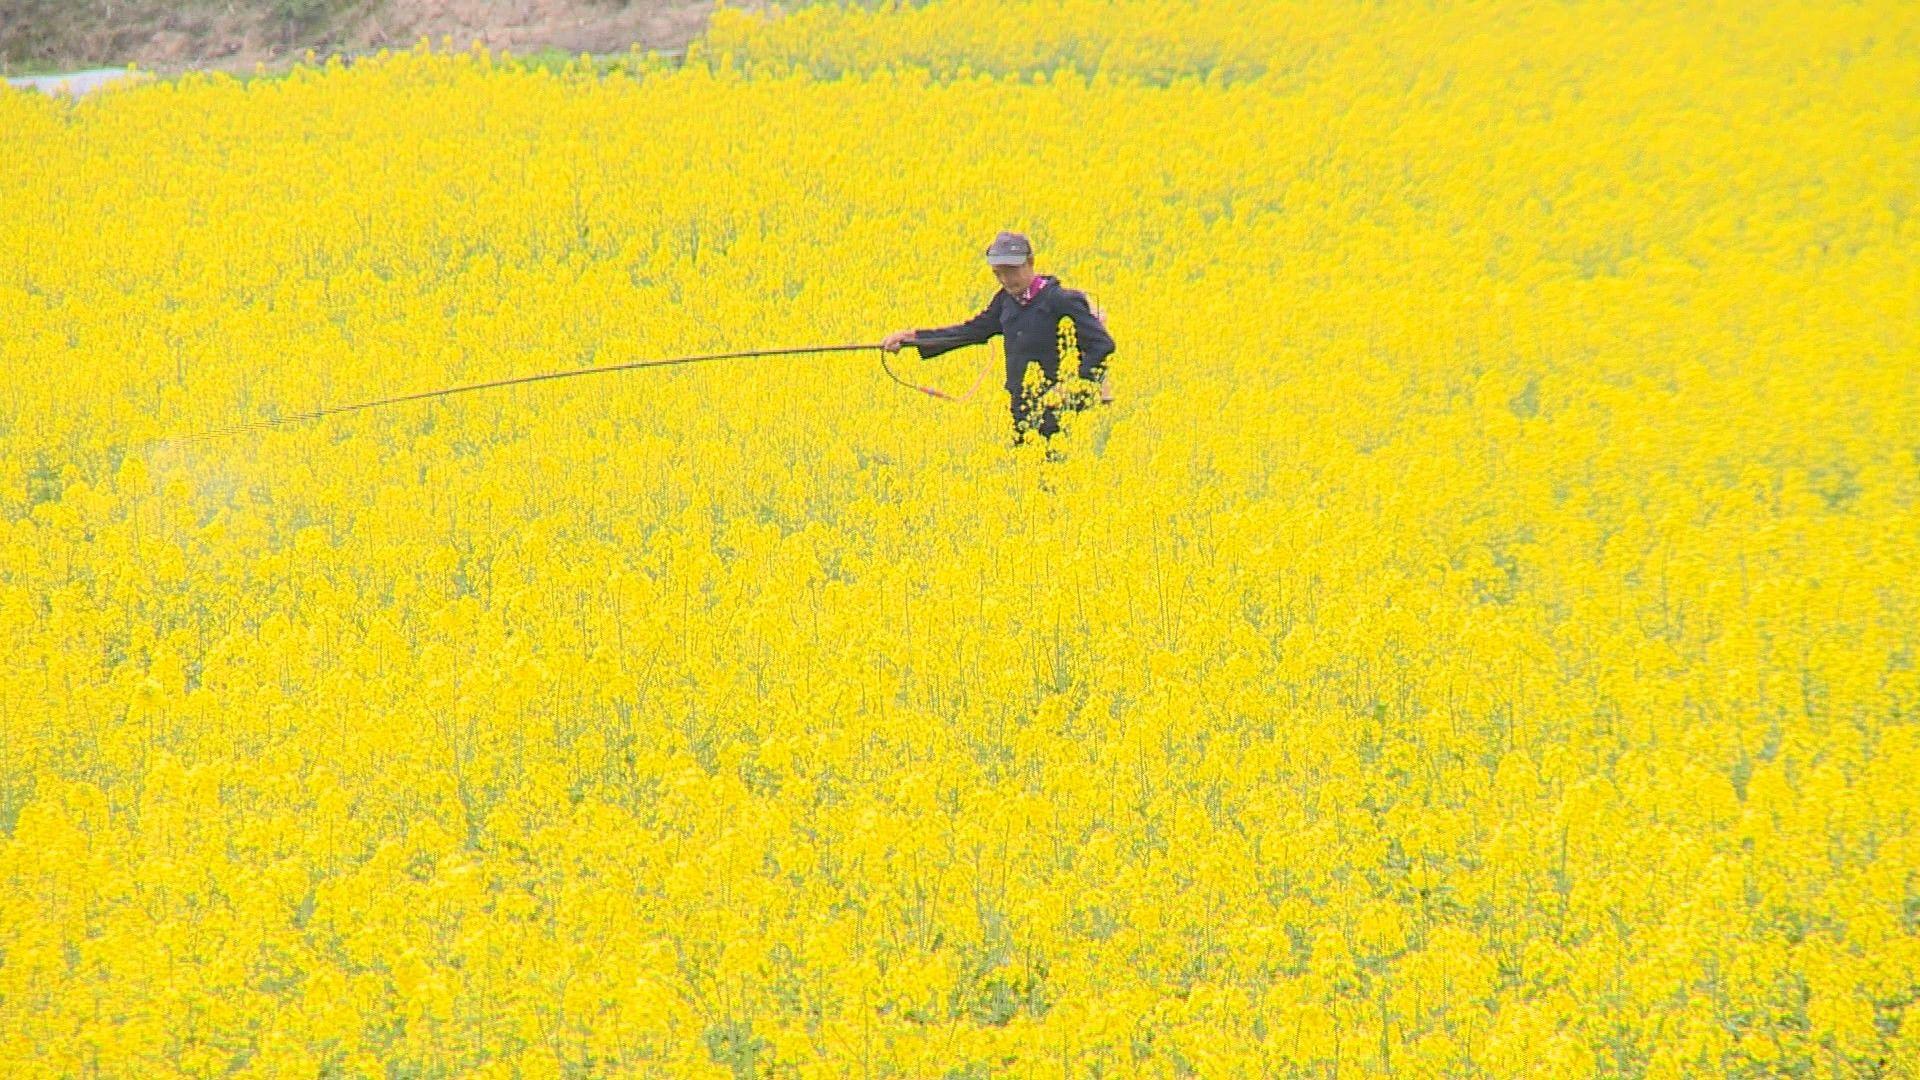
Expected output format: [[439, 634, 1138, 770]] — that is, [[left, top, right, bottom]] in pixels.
[[882, 231, 1115, 446]]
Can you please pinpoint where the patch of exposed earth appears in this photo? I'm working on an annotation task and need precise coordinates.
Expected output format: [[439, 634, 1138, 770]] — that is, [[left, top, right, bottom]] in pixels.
[[2, 0, 766, 77]]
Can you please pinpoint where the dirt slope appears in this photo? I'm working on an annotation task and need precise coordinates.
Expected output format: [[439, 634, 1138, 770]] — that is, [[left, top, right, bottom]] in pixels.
[[1, 0, 750, 76]]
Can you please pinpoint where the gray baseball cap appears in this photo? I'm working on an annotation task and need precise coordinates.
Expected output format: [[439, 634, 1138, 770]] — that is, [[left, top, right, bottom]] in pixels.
[[985, 231, 1034, 266]]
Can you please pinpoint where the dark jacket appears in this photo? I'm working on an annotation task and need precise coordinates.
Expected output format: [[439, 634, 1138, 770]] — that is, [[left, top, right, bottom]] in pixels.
[[911, 277, 1116, 385]]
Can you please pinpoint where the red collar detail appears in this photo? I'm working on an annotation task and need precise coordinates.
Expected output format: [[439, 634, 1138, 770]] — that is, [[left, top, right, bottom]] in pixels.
[[1014, 274, 1051, 305]]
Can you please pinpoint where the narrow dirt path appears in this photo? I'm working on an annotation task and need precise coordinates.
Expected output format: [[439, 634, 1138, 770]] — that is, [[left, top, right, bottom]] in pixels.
[[4, 68, 145, 96]]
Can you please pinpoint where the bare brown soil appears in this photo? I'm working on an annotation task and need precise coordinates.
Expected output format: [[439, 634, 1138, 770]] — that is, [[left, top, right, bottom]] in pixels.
[[1, 0, 758, 76]]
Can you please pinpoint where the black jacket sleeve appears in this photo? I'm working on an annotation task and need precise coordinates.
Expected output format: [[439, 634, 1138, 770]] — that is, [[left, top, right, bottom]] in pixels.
[[1056, 289, 1115, 379], [912, 294, 1002, 360]]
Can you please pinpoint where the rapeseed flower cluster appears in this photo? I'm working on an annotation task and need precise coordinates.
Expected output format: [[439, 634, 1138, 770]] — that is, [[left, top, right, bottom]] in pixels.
[[1, 1, 1916, 1075]]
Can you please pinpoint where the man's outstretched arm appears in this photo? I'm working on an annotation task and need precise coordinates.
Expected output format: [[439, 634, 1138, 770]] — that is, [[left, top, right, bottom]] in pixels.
[[882, 295, 1003, 359]]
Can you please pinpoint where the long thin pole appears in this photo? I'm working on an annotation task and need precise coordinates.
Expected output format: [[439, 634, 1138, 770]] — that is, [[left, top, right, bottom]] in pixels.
[[164, 343, 883, 443]]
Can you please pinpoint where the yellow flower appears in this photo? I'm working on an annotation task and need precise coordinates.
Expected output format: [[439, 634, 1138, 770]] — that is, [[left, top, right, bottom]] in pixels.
[[0, 1, 1914, 1074]]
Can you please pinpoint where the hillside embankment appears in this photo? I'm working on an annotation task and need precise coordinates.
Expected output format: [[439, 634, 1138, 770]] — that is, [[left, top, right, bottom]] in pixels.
[[1, 0, 744, 77]]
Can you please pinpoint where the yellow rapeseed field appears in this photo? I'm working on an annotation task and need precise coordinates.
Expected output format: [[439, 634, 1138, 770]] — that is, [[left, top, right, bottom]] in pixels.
[[2, 1, 1917, 1075]]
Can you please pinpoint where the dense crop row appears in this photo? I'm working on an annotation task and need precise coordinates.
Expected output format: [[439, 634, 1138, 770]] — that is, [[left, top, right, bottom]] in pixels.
[[2, 2, 1917, 1075]]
